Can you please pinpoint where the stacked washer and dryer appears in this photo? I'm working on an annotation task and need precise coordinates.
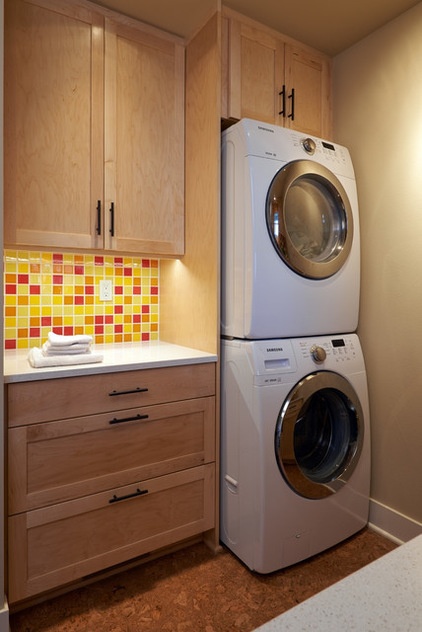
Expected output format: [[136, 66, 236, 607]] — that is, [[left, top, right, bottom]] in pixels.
[[220, 119, 370, 573]]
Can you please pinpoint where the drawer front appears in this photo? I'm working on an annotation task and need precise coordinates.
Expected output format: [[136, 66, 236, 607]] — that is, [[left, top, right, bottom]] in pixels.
[[8, 465, 215, 604], [7, 362, 216, 425], [9, 396, 215, 513]]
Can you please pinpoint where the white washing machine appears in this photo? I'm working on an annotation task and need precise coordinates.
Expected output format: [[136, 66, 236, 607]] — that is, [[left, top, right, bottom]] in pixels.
[[221, 118, 361, 339], [220, 334, 370, 573]]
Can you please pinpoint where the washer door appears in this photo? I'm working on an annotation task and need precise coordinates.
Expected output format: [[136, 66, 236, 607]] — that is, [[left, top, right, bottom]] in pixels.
[[266, 160, 353, 279], [275, 371, 364, 499]]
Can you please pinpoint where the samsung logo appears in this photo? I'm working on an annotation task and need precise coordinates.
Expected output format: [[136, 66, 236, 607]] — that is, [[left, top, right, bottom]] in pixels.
[[258, 125, 274, 133], [267, 347, 284, 352]]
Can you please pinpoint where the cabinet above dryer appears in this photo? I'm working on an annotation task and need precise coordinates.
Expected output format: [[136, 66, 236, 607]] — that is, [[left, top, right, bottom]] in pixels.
[[4, 0, 185, 256], [221, 8, 332, 139]]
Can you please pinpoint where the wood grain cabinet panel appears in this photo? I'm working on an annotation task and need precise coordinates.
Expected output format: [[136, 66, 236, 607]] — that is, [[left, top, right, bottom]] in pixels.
[[6, 362, 217, 604], [9, 465, 215, 603], [4, 0, 185, 255], [222, 10, 332, 139]]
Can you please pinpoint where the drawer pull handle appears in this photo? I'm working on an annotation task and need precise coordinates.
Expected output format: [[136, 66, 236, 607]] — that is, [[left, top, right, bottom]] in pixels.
[[109, 387, 148, 396], [109, 414, 149, 425], [109, 488, 148, 504]]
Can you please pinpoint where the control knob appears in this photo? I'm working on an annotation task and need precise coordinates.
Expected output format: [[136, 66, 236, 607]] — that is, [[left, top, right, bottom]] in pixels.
[[302, 137, 316, 155], [310, 344, 326, 363]]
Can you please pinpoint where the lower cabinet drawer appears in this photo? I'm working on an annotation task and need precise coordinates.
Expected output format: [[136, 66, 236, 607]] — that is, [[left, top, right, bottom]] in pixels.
[[8, 464, 215, 604], [9, 396, 215, 513]]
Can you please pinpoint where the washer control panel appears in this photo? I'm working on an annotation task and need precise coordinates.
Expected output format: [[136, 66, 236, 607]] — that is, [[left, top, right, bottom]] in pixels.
[[297, 336, 358, 364]]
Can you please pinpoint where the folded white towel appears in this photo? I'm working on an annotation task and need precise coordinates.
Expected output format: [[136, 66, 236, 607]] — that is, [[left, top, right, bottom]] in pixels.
[[28, 347, 103, 368], [47, 331, 93, 347], [42, 341, 91, 356]]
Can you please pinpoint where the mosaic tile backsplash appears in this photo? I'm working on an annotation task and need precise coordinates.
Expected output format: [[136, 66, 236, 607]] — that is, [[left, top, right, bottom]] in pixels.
[[4, 250, 159, 350]]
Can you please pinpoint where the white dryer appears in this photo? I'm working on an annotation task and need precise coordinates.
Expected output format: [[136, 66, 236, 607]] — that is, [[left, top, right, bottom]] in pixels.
[[221, 118, 361, 339], [220, 334, 370, 573]]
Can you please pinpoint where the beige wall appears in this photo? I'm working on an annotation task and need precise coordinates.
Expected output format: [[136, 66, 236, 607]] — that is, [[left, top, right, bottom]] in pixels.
[[333, 4, 422, 526]]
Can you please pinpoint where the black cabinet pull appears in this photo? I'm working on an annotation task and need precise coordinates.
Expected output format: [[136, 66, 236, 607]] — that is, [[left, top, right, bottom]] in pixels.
[[109, 488, 148, 504], [288, 88, 295, 120], [109, 387, 148, 396], [278, 84, 286, 117], [109, 413, 149, 425], [96, 200, 101, 235], [109, 201, 115, 236]]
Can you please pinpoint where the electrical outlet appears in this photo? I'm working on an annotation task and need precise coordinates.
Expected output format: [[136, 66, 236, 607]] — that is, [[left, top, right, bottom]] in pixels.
[[99, 279, 113, 301]]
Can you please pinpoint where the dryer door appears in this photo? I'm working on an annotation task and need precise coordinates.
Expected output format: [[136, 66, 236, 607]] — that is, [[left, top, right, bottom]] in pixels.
[[266, 160, 353, 279], [275, 371, 364, 499]]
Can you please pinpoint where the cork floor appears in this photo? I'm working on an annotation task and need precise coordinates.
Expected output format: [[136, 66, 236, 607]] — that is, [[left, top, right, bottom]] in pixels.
[[10, 528, 396, 632]]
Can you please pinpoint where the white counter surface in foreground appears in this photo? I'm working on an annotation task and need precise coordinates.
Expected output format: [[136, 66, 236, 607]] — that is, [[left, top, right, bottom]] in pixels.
[[255, 534, 422, 631], [4, 341, 217, 383]]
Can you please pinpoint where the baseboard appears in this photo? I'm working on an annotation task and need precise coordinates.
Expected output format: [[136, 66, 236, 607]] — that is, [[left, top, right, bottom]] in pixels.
[[0, 602, 9, 632], [369, 498, 422, 545]]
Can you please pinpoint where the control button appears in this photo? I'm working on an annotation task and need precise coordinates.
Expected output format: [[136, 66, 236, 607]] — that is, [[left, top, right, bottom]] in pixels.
[[310, 344, 326, 363], [302, 138, 316, 155]]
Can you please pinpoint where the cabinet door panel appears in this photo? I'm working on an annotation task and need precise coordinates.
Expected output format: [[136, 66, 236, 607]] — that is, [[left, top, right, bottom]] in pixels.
[[9, 396, 216, 512], [105, 17, 185, 255], [8, 465, 215, 603], [4, 0, 104, 249], [285, 45, 332, 138], [7, 363, 216, 426], [228, 20, 284, 124]]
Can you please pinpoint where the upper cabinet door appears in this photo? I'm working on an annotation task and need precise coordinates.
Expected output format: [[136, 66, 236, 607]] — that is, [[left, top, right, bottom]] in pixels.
[[226, 19, 284, 125], [4, 0, 104, 250], [104, 17, 185, 256], [284, 45, 332, 138], [222, 11, 332, 139], [5, 0, 185, 256]]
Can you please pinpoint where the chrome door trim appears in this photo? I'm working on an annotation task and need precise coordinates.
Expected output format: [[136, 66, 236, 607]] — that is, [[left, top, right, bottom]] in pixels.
[[266, 160, 353, 279], [275, 371, 364, 499]]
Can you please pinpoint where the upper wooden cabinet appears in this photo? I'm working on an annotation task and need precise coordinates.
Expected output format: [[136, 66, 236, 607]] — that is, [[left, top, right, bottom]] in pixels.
[[4, 0, 185, 256], [222, 10, 332, 139]]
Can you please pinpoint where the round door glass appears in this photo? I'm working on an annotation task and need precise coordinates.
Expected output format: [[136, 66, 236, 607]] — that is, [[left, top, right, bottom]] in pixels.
[[267, 160, 353, 279], [275, 372, 363, 499]]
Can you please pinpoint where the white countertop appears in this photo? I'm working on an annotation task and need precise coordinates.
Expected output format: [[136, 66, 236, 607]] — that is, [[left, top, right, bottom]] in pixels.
[[255, 534, 422, 631], [4, 341, 217, 382]]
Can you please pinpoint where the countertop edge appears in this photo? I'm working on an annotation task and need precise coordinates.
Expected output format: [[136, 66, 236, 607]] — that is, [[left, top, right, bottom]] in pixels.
[[4, 341, 218, 383], [254, 533, 422, 631]]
